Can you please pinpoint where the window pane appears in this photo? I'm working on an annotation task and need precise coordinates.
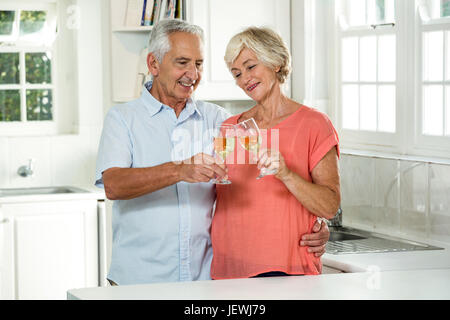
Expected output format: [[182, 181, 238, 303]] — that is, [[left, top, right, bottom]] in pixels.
[[360, 85, 377, 131], [0, 90, 21, 122], [26, 89, 52, 121], [442, 0, 450, 17], [360, 36, 377, 82], [342, 84, 359, 130], [20, 11, 46, 35], [446, 86, 450, 136], [446, 31, 450, 81], [423, 85, 443, 136], [347, 0, 366, 26], [342, 37, 359, 82], [0, 53, 20, 84], [378, 35, 396, 82], [25, 52, 52, 84], [0, 11, 15, 36], [378, 85, 396, 133], [423, 31, 444, 81]]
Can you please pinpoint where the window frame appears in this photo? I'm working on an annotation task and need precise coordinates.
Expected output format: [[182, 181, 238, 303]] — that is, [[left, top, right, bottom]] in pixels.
[[0, 1, 58, 136], [414, 3, 450, 158], [334, 0, 450, 159], [335, 0, 402, 153]]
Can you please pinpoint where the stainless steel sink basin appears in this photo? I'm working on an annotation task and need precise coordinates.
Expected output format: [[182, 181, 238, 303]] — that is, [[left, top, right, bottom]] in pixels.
[[327, 226, 443, 254], [0, 186, 89, 197], [329, 231, 367, 241]]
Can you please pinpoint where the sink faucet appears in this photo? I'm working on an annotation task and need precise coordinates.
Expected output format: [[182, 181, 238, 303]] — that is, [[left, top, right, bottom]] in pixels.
[[327, 207, 343, 228], [17, 158, 35, 178]]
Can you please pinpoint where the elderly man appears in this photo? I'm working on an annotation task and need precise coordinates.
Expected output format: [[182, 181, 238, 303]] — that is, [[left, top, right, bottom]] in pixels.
[[95, 19, 330, 286]]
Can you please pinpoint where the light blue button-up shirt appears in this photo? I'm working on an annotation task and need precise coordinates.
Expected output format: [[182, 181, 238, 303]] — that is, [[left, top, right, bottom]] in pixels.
[[95, 82, 231, 285]]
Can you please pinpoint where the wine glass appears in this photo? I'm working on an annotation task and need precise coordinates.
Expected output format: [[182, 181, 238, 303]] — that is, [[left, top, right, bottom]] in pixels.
[[212, 123, 235, 184], [234, 118, 277, 179]]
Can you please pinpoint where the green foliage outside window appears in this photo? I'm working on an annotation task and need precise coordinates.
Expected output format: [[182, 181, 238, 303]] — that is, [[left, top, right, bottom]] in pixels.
[[0, 10, 53, 122], [442, 0, 450, 17], [26, 89, 52, 121], [0, 11, 14, 35], [376, 0, 386, 22], [26, 52, 52, 84], [0, 53, 20, 84], [20, 10, 46, 35], [0, 90, 20, 122]]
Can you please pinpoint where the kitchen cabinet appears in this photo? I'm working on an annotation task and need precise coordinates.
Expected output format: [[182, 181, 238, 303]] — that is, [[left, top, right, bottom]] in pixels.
[[188, 0, 291, 101], [109, 0, 187, 102], [0, 199, 99, 300], [109, 0, 291, 103]]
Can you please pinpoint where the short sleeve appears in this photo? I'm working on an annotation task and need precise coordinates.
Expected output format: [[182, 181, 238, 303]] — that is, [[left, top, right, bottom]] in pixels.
[[94, 108, 133, 188], [308, 112, 340, 171], [214, 105, 233, 128]]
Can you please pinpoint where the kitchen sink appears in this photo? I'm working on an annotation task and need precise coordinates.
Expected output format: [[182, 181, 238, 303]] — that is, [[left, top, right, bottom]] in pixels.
[[329, 231, 367, 241], [0, 186, 89, 197], [327, 226, 443, 254]]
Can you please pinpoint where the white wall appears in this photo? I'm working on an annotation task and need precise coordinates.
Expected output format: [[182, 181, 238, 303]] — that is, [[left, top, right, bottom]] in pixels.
[[291, 0, 334, 116], [0, 0, 105, 189]]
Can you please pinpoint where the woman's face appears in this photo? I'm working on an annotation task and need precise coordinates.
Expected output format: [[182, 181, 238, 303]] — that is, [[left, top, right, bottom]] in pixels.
[[230, 48, 279, 102]]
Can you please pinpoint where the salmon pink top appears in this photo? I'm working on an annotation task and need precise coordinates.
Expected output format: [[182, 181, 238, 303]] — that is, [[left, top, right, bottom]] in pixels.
[[211, 105, 340, 279]]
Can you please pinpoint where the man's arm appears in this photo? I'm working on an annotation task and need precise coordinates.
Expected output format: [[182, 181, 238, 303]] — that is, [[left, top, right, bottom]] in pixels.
[[300, 218, 330, 257], [103, 153, 226, 200]]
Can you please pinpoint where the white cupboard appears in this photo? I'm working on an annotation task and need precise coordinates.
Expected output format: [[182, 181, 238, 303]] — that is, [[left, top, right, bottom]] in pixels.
[[188, 0, 291, 101], [108, 0, 291, 103], [0, 199, 100, 300]]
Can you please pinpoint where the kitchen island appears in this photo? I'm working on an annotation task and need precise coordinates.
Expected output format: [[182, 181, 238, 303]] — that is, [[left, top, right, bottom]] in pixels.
[[68, 234, 450, 300], [67, 267, 450, 300]]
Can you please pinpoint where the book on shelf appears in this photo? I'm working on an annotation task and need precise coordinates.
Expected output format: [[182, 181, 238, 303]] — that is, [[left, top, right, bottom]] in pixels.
[[140, 0, 146, 26], [124, 0, 145, 27], [166, 0, 176, 19], [175, 0, 183, 19], [143, 0, 155, 26], [158, 0, 168, 22], [151, 0, 162, 25]]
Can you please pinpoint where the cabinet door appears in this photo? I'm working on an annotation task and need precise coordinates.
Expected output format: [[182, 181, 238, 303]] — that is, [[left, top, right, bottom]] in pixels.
[[188, 0, 291, 101], [0, 212, 14, 299], [1, 200, 98, 300]]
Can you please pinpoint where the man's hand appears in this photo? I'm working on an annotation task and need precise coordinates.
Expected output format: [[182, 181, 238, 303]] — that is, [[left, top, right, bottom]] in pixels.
[[178, 153, 227, 183], [299, 218, 330, 257]]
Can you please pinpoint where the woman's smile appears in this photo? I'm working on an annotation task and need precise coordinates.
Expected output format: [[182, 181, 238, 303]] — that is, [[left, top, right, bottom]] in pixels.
[[246, 82, 260, 92]]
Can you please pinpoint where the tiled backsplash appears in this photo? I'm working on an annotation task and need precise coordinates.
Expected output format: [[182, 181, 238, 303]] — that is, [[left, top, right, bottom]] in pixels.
[[340, 154, 450, 245]]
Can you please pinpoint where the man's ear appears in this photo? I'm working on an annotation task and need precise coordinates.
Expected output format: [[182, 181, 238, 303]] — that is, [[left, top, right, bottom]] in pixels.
[[147, 52, 159, 77]]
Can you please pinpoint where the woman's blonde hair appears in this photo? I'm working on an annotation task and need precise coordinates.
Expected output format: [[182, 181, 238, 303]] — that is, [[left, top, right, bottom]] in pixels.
[[224, 26, 291, 84]]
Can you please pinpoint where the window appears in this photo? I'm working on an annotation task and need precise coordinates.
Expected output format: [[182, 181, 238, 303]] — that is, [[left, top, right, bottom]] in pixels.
[[335, 0, 450, 158], [0, 2, 56, 134], [419, 0, 450, 139]]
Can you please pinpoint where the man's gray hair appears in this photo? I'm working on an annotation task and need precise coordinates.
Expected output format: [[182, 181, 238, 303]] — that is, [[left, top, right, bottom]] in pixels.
[[148, 19, 204, 63]]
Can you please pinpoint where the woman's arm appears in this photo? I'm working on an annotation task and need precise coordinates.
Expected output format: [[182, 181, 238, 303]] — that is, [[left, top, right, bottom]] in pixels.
[[258, 147, 340, 219]]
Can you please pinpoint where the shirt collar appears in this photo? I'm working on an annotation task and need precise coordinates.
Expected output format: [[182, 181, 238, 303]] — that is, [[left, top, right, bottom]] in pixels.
[[140, 81, 203, 119]]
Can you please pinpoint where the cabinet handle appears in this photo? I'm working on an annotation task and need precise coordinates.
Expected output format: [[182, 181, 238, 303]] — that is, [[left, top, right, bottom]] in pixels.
[[0, 218, 9, 224]]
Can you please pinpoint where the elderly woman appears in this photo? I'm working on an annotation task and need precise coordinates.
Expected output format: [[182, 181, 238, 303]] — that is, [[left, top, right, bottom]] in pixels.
[[211, 27, 340, 279]]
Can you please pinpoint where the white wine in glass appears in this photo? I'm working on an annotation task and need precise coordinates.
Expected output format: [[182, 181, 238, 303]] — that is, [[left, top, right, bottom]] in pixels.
[[235, 118, 277, 179], [212, 124, 235, 184]]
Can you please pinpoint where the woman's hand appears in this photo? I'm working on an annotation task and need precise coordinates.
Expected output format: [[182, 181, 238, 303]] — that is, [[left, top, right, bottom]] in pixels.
[[256, 149, 290, 180]]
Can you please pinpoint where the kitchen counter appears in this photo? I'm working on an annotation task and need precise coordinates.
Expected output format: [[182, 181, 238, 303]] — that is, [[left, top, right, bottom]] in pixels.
[[0, 184, 105, 203], [322, 242, 450, 273], [67, 268, 450, 300], [67, 231, 450, 300]]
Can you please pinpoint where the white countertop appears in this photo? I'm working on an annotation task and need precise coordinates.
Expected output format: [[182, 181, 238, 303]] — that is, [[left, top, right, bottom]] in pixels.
[[0, 185, 105, 203], [67, 268, 450, 300], [322, 244, 450, 273], [67, 224, 450, 300]]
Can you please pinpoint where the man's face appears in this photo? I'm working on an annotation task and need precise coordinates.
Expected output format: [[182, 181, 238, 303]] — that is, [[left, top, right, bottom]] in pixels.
[[151, 32, 204, 103]]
